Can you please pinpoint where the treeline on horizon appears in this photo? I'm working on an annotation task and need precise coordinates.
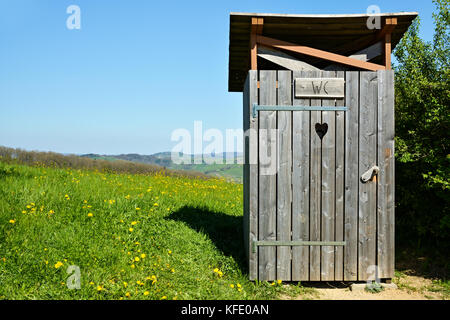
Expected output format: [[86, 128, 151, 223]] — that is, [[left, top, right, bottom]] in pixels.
[[0, 146, 209, 179]]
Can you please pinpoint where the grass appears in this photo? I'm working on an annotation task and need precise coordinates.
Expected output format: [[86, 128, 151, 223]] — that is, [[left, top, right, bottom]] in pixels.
[[365, 281, 384, 293], [427, 280, 450, 299], [0, 161, 306, 300], [394, 249, 449, 299]]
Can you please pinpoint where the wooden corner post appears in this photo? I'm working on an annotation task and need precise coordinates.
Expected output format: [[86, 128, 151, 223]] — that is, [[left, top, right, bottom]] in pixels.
[[378, 17, 397, 70], [250, 17, 264, 70]]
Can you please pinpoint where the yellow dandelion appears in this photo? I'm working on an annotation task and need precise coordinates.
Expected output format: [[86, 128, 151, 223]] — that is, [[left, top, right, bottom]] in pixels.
[[131, 221, 137, 225], [134, 257, 140, 262], [87, 213, 93, 217], [144, 291, 149, 296], [129, 228, 134, 232], [230, 284, 235, 288], [140, 253, 146, 259], [54, 261, 63, 269], [161, 296, 167, 300], [9, 219, 15, 224], [125, 292, 131, 297], [123, 282, 128, 288], [96, 285, 103, 291]]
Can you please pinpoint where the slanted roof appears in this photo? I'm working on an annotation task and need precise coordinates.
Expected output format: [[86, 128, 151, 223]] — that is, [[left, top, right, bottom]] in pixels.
[[228, 12, 418, 92]]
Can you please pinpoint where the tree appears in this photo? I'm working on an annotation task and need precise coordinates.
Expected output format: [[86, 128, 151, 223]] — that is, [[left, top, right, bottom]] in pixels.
[[393, 0, 449, 251]]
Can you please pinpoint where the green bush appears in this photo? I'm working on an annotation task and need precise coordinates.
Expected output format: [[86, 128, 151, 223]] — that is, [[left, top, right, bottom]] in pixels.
[[394, 0, 449, 252]]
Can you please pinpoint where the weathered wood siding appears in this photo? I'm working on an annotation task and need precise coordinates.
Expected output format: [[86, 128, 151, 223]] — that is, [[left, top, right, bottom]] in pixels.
[[243, 70, 395, 281]]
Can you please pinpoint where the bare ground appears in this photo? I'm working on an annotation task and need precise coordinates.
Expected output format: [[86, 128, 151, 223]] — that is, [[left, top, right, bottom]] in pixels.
[[283, 251, 448, 300], [281, 274, 444, 300]]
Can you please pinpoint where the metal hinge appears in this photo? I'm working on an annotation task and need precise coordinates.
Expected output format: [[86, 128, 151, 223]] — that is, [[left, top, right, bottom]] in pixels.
[[252, 240, 346, 253], [252, 103, 347, 118]]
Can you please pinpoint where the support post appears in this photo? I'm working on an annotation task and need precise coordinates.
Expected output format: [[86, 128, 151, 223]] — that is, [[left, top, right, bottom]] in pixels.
[[385, 33, 392, 70], [377, 17, 397, 70], [250, 17, 263, 70]]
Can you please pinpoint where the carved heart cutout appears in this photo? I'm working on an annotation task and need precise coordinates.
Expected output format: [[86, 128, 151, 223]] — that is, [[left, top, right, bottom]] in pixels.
[[315, 123, 328, 139]]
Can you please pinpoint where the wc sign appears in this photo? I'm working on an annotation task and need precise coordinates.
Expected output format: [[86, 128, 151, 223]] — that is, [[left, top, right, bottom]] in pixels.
[[294, 78, 345, 99]]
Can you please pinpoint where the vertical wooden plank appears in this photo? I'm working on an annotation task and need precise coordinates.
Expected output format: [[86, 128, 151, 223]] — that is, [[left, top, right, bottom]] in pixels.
[[247, 71, 259, 280], [321, 71, 336, 281], [276, 70, 292, 281], [344, 71, 359, 281], [258, 70, 277, 281], [243, 75, 250, 263], [358, 71, 378, 281], [377, 70, 395, 279], [292, 71, 310, 281], [309, 70, 322, 281], [334, 71, 345, 281]]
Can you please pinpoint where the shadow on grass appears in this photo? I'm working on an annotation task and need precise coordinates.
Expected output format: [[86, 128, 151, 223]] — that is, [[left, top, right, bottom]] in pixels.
[[166, 206, 247, 273], [395, 246, 449, 280]]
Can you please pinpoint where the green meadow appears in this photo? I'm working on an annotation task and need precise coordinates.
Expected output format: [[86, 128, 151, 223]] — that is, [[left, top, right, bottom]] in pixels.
[[0, 161, 309, 300]]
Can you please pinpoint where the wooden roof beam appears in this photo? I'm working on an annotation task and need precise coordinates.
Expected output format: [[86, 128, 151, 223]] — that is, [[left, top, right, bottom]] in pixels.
[[376, 17, 398, 42], [256, 35, 386, 71], [250, 17, 264, 70], [323, 41, 383, 71], [376, 17, 398, 70]]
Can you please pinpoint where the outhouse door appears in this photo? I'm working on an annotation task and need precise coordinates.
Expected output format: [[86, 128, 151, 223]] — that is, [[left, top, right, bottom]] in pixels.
[[243, 70, 395, 282]]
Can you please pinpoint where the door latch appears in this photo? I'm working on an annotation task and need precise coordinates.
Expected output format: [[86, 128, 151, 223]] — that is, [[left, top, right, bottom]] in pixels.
[[361, 165, 380, 183]]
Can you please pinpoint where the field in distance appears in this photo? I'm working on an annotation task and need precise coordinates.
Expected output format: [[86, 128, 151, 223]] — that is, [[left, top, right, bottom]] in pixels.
[[81, 152, 244, 182]]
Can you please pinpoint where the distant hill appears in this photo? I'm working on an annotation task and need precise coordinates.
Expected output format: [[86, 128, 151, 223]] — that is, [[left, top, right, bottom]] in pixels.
[[81, 152, 244, 181], [0, 146, 208, 179]]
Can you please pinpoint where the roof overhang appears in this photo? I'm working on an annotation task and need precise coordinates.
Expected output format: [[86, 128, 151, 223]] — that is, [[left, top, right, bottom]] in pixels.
[[228, 12, 418, 92]]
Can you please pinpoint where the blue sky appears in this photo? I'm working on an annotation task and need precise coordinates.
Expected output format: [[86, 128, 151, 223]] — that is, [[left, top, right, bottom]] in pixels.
[[0, 0, 437, 155]]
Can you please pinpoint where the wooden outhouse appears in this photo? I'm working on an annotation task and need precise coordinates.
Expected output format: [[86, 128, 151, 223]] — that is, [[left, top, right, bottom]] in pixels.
[[228, 12, 418, 282]]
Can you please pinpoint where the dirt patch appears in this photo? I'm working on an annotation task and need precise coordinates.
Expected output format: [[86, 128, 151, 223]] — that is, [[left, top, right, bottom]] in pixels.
[[284, 274, 445, 300]]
